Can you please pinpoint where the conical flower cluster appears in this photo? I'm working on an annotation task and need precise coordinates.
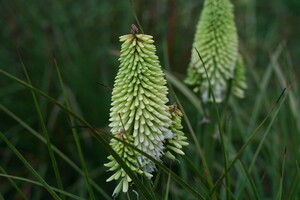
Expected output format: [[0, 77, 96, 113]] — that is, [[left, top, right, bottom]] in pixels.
[[185, 0, 246, 102], [105, 25, 188, 196]]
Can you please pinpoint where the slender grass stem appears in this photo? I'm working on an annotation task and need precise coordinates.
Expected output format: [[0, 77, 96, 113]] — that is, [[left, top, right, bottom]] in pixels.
[[19, 56, 65, 200], [0, 173, 86, 200], [0, 104, 111, 199], [0, 167, 29, 200], [195, 48, 230, 199], [0, 131, 62, 200], [209, 87, 287, 196], [53, 57, 95, 200]]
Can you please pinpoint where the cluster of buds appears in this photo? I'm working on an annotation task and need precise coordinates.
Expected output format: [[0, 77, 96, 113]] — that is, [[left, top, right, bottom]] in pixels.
[[164, 104, 189, 160]]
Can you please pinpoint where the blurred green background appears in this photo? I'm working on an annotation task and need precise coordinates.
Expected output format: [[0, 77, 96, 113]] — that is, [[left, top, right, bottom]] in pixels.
[[1, 0, 299, 199]]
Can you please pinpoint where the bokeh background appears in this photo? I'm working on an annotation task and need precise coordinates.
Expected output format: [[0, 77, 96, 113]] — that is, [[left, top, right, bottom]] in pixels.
[[1, 0, 299, 199]]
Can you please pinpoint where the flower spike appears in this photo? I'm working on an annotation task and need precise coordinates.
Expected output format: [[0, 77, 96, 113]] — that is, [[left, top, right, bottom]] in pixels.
[[106, 25, 188, 196], [185, 0, 246, 102]]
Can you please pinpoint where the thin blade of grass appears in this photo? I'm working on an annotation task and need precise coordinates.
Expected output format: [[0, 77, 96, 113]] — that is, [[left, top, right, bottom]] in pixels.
[[235, 87, 289, 196], [195, 48, 230, 199], [19, 55, 65, 199], [239, 160, 260, 200], [209, 87, 287, 196], [181, 155, 209, 188], [0, 173, 86, 200], [249, 89, 287, 172], [273, 48, 300, 132], [152, 168, 162, 191], [164, 171, 171, 200], [0, 131, 61, 200], [0, 104, 111, 200], [248, 44, 283, 132], [179, 155, 210, 198], [277, 147, 287, 200], [285, 171, 300, 199], [219, 179, 238, 200], [0, 167, 29, 200], [129, 0, 144, 33], [53, 56, 95, 200]]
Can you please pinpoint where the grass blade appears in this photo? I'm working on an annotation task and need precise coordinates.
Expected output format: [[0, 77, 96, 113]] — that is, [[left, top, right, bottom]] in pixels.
[[0, 167, 29, 200], [277, 147, 287, 200], [239, 161, 260, 200], [249, 89, 287, 172], [181, 155, 209, 188], [19, 55, 65, 199], [0, 131, 61, 200], [129, 0, 144, 33], [0, 173, 86, 200], [248, 44, 283, 132], [195, 48, 230, 199], [53, 56, 95, 200], [209, 87, 287, 196], [0, 104, 111, 199], [164, 171, 171, 200]]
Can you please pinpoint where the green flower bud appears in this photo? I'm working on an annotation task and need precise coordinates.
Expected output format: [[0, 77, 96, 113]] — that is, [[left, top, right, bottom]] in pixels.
[[185, 0, 246, 102]]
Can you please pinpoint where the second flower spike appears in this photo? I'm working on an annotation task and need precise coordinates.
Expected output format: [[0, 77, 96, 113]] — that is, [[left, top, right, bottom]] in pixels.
[[185, 0, 247, 102]]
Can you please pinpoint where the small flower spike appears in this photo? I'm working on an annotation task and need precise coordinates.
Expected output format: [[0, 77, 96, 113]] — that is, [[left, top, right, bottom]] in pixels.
[[165, 104, 189, 159], [185, 0, 246, 102]]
